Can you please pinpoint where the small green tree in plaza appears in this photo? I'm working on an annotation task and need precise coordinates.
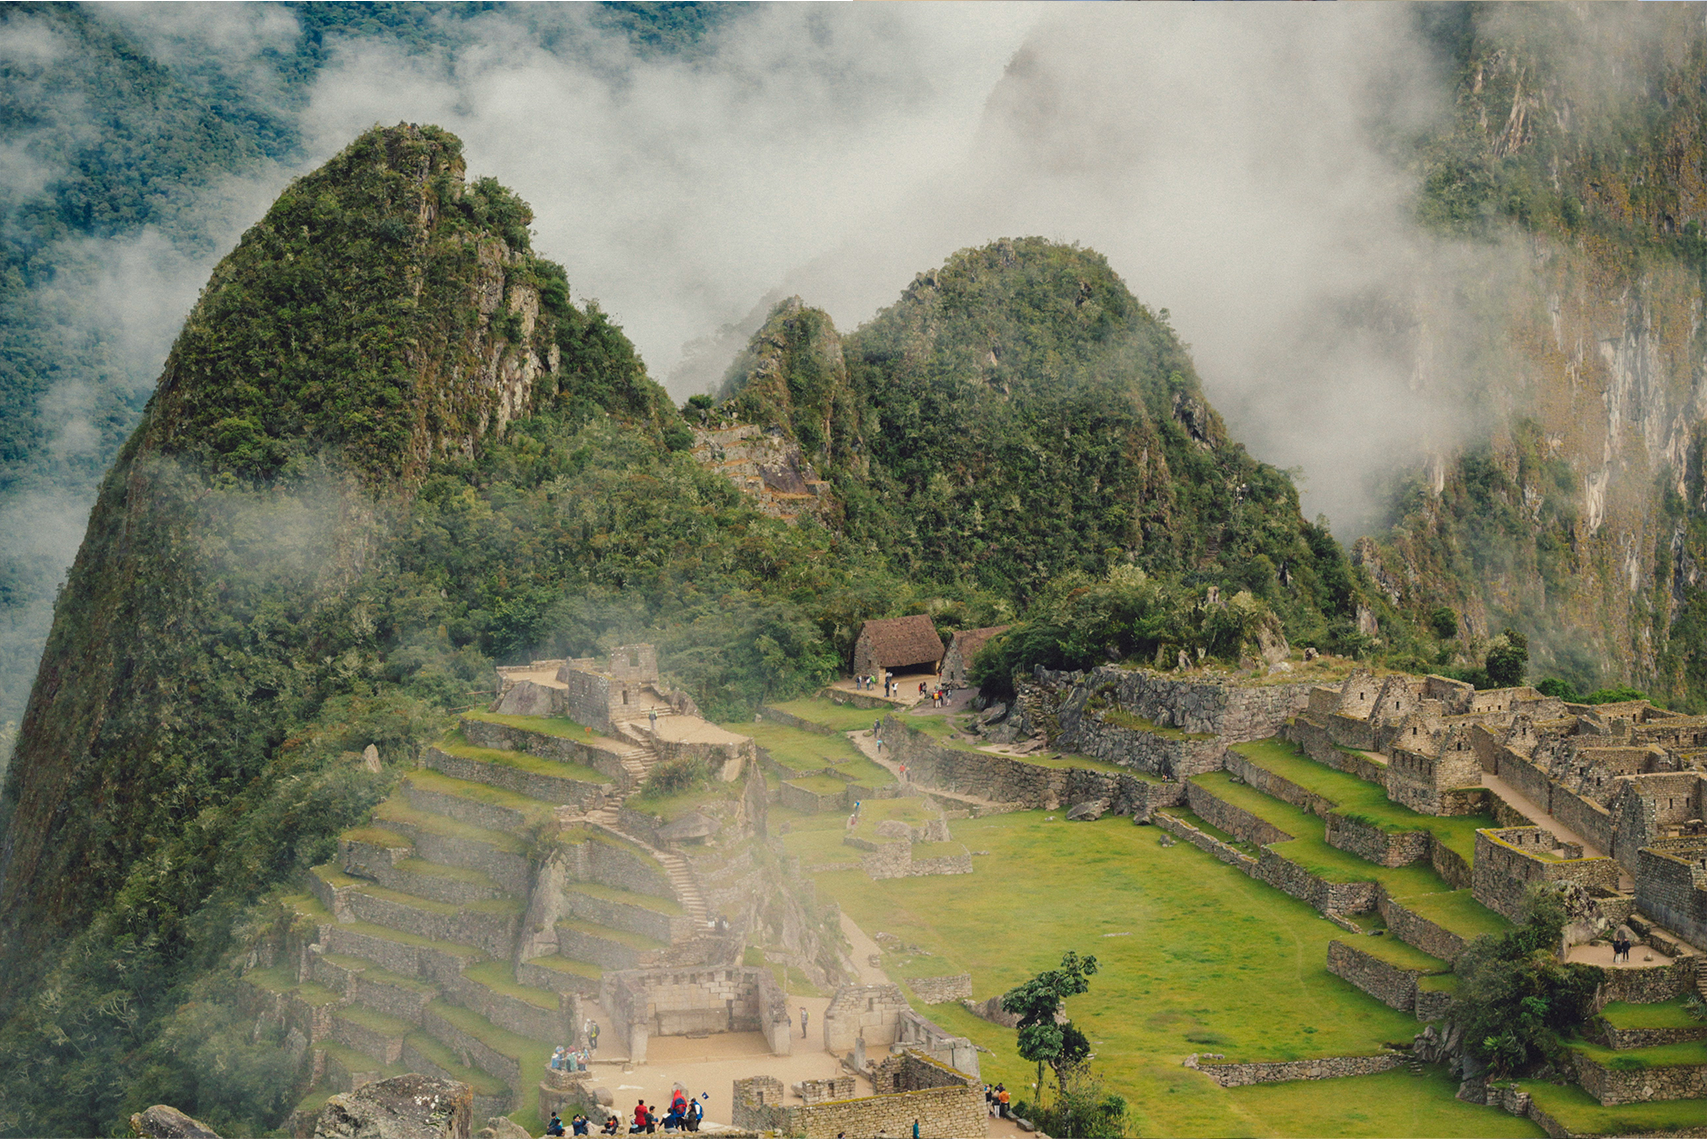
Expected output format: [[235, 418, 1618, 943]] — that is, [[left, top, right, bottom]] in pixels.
[[1001, 950, 1125, 1135]]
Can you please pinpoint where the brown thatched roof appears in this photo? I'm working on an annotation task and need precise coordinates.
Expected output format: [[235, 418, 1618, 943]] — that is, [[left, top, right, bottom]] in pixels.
[[858, 614, 944, 668], [950, 625, 1011, 663]]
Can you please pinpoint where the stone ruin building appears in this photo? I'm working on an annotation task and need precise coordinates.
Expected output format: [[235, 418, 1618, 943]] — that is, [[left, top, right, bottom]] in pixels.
[[493, 644, 699, 736], [729, 983, 984, 1138], [852, 615, 945, 681], [939, 625, 1011, 689], [1288, 668, 1707, 950]]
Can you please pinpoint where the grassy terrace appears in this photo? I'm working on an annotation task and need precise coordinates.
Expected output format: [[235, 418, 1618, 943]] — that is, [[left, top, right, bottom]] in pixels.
[[1518, 1080, 1705, 1137], [556, 918, 666, 953], [462, 710, 605, 740], [462, 961, 561, 1010], [567, 880, 683, 915], [1344, 934, 1451, 974], [404, 1028, 512, 1097], [1566, 1038, 1707, 1070], [1231, 738, 1491, 863], [1188, 771, 1510, 942], [436, 732, 611, 785], [731, 719, 893, 787], [373, 795, 528, 855], [1598, 997, 1705, 1030], [804, 809, 1537, 1137], [769, 695, 889, 732]]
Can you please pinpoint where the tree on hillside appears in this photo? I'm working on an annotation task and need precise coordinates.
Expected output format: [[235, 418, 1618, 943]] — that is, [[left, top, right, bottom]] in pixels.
[[1000, 950, 1125, 1137], [1453, 886, 1598, 1077], [1485, 628, 1529, 687]]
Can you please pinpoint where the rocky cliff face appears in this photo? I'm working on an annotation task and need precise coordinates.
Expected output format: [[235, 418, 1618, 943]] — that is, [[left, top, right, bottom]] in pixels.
[[1360, 5, 1707, 702]]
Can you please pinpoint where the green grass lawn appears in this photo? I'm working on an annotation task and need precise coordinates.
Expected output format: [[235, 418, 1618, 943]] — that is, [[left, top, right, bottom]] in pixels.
[[1231, 739, 1491, 863], [1597, 998, 1704, 1030], [1520, 1079, 1707, 1135], [806, 809, 1529, 1137], [768, 695, 889, 732], [1225, 1065, 1542, 1138], [1188, 772, 1510, 944], [1344, 934, 1451, 974], [1567, 1037, 1707, 1069]]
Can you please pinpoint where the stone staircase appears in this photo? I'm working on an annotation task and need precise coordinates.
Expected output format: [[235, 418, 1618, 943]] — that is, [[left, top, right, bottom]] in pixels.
[[262, 713, 729, 1121]]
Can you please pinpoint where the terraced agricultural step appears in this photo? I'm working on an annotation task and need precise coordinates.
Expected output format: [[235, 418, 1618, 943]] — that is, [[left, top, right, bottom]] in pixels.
[[330, 1005, 415, 1066], [356, 856, 508, 906], [422, 999, 544, 1093], [403, 1031, 514, 1117], [371, 798, 531, 894], [339, 828, 414, 883], [318, 1040, 408, 1093], [515, 954, 603, 997], [319, 919, 487, 986], [421, 746, 611, 810], [344, 883, 524, 960], [449, 960, 573, 1042], [562, 881, 687, 944], [311, 952, 439, 1021], [555, 918, 668, 971]]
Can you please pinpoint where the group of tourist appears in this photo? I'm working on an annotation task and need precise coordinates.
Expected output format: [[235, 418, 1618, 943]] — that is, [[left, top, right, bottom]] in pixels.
[[549, 1046, 590, 1072], [983, 1083, 1010, 1117], [626, 1088, 705, 1133], [544, 1111, 612, 1136]]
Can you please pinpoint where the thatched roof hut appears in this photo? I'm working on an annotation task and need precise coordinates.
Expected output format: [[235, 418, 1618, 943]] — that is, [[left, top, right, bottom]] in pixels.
[[853, 614, 944, 676]]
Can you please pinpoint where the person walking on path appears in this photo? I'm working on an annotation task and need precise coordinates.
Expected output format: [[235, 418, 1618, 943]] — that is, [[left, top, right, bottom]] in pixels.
[[648, 708, 658, 732], [800, 1006, 809, 1038], [587, 1019, 599, 1053]]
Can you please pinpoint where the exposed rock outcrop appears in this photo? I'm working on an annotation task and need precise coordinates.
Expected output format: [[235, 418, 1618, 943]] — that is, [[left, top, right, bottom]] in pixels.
[[130, 1105, 222, 1139], [312, 1074, 472, 1139]]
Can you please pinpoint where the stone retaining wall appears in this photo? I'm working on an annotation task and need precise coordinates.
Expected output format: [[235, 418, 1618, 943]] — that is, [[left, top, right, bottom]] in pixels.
[[1184, 782, 1292, 847], [446, 973, 570, 1043], [758, 706, 835, 736], [1185, 1052, 1402, 1087], [320, 924, 470, 987], [382, 821, 530, 896], [1154, 812, 1260, 871], [1038, 666, 1315, 742], [907, 974, 973, 1004], [1586, 1019, 1707, 1049], [1047, 713, 1226, 780], [1376, 893, 1468, 963], [734, 1053, 985, 1139], [343, 891, 519, 960], [404, 775, 528, 831], [1323, 815, 1432, 868], [882, 718, 1184, 817], [459, 717, 628, 785], [1283, 719, 1388, 784], [780, 780, 850, 814], [401, 1041, 513, 1115], [1430, 841, 1473, 891], [1256, 850, 1379, 914], [1571, 1049, 1707, 1106], [1224, 751, 1336, 817], [422, 1005, 523, 1088], [1593, 956, 1701, 1006], [1415, 987, 1456, 1023], [1326, 940, 1423, 1012], [562, 886, 681, 944], [423, 747, 607, 808]]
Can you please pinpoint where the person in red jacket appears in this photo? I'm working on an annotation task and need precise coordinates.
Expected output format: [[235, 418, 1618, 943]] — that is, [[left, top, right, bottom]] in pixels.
[[632, 1100, 647, 1133]]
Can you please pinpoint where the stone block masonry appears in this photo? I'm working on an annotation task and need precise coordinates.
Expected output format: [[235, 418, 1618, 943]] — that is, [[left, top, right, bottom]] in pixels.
[[1472, 827, 1622, 924], [1571, 1048, 1707, 1106], [459, 717, 629, 786], [882, 717, 1185, 817], [733, 1052, 986, 1139], [1037, 665, 1315, 742], [1326, 940, 1430, 1012], [907, 974, 973, 1004], [1185, 1052, 1402, 1087]]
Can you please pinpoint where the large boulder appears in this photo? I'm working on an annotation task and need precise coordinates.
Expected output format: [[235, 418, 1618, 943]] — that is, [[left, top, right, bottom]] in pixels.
[[130, 1105, 221, 1139], [1066, 799, 1110, 821], [493, 679, 561, 717], [313, 1074, 472, 1139]]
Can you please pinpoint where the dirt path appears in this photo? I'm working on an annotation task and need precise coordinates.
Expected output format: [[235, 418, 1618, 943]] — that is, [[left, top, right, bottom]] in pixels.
[[840, 911, 890, 986]]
